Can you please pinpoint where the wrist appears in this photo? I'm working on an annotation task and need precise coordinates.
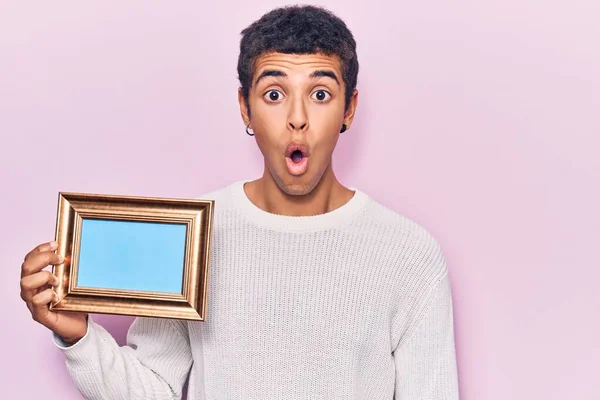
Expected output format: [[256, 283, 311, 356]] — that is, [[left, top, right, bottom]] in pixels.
[[57, 317, 89, 346], [60, 334, 84, 346]]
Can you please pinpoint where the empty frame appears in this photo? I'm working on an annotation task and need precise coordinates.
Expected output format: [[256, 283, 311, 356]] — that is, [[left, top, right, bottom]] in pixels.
[[49, 192, 214, 321]]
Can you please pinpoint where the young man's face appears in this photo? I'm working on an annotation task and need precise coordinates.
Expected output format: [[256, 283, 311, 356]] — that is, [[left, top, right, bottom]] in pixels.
[[239, 52, 357, 196]]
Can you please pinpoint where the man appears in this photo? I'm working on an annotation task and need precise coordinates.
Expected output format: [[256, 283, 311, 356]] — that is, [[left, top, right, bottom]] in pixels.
[[19, 5, 459, 399]]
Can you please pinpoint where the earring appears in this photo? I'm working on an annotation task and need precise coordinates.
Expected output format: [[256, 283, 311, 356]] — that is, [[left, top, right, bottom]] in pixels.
[[246, 124, 254, 136], [340, 124, 347, 133]]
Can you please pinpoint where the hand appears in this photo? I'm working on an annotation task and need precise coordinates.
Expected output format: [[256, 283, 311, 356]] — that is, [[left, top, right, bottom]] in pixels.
[[20, 241, 88, 345]]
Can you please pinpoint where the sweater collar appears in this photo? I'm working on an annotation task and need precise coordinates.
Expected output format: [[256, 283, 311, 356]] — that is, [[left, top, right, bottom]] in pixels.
[[229, 180, 369, 233]]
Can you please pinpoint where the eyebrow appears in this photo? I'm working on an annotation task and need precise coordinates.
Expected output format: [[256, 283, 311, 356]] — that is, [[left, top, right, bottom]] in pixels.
[[310, 70, 340, 86], [254, 70, 287, 86], [254, 69, 340, 86]]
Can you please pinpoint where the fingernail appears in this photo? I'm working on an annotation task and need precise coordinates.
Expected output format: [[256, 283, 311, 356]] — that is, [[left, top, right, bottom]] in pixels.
[[57, 255, 64, 263], [49, 241, 58, 250]]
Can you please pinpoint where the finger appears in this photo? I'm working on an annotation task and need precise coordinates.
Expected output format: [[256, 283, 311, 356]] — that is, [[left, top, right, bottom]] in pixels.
[[31, 288, 59, 317], [24, 241, 58, 262], [21, 252, 64, 278], [20, 271, 60, 302]]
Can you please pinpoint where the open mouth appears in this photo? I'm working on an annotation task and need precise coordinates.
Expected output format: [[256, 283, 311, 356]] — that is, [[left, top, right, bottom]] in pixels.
[[285, 143, 310, 176], [290, 149, 304, 163], [285, 143, 309, 160]]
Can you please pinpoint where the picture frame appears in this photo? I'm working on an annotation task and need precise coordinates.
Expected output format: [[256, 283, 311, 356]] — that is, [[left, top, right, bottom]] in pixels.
[[49, 192, 214, 321]]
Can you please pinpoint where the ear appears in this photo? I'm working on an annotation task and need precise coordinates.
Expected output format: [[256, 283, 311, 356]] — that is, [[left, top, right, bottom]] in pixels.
[[342, 89, 359, 130], [238, 88, 251, 126]]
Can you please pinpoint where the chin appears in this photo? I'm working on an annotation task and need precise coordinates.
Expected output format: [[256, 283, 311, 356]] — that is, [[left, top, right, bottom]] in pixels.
[[274, 174, 318, 196]]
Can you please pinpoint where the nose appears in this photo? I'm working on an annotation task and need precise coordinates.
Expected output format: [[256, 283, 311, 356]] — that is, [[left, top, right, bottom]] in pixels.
[[287, 96, 309, 132]]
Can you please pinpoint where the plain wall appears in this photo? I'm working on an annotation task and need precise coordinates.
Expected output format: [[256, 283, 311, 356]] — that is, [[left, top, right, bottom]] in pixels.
[[1, 0, 598, 398]]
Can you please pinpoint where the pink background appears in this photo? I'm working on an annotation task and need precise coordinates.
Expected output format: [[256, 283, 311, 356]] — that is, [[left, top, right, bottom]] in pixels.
[[1, 1, 599, 398]]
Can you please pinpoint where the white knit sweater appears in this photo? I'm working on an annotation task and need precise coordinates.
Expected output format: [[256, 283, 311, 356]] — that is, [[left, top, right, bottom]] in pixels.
[[53, 180, 460, 399]]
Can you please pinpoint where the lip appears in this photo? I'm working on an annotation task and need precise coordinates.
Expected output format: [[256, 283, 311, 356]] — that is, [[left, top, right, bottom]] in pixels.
[[285, 143, 310, 158], [285, 155, 309, 176]]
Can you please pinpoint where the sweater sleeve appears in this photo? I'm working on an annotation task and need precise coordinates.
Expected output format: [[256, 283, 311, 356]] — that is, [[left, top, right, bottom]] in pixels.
[[393, 272, 460, 399], [53, 315, 193, 400]]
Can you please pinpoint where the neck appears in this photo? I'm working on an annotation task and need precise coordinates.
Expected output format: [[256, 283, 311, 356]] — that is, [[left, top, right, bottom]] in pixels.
[[244, 164, 355, 217]]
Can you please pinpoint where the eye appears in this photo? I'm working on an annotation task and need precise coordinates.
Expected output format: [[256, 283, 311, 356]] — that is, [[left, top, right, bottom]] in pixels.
[[264, 89, 285, 102], [311, 90, 331, 102]]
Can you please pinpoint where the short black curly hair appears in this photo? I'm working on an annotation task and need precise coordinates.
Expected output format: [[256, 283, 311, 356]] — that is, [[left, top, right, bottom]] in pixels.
[[237, 5, 359, 115]]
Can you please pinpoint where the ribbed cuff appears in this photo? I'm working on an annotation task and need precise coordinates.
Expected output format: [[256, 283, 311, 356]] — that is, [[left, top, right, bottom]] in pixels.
[[52, 315, 100, 370]]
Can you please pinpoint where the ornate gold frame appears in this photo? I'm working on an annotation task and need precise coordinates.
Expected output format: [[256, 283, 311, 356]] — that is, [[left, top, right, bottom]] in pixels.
[[49, 192, 214, 321]]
